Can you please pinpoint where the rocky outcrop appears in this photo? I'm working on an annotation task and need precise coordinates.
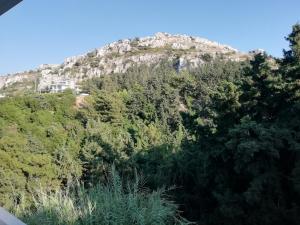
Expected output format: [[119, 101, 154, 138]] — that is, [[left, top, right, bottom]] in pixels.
[[0, 72, 34, 89], [0, 32, 251, 94]]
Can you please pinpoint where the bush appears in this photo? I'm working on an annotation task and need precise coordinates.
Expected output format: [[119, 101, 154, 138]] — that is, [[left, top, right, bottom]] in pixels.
[[18, 167, 189, 225]]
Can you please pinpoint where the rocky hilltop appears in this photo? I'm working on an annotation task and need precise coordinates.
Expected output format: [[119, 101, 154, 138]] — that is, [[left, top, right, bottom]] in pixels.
[[0, 32, 250, 95]]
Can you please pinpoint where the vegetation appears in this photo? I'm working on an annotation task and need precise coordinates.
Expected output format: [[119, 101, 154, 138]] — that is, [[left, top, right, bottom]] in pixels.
[[0, 24, 299, 225], [0, 92, 84, 208], [18, 167, 188, 225]]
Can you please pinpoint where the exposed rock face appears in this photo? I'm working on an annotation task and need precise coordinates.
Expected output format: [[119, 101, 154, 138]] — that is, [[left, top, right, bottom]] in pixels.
[[0, 72, 34, 89], [0, 32, 250, 94]]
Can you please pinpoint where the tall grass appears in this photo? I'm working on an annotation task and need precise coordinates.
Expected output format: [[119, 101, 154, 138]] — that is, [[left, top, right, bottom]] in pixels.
[[17, 167, 189, 225]]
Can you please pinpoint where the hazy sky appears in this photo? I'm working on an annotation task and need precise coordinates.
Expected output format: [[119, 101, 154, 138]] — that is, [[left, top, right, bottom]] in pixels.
[[0, 0, 299, 75]]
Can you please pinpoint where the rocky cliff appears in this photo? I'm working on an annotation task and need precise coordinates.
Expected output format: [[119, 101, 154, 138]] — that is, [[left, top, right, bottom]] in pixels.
[[0, 32, 250, 95]]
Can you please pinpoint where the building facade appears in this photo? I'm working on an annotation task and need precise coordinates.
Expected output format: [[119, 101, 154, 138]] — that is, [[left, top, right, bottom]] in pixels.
[[49, 80, 76, 93]]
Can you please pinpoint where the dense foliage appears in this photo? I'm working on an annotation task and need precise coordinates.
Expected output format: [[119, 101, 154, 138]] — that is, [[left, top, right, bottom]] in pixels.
[[0, 92, 84, 208], [0, 24, 299, 224], [18, 167, 188, 225]]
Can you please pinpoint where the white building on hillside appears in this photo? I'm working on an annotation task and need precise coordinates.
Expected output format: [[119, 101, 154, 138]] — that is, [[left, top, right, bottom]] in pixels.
[[49, 80, 76, 93]]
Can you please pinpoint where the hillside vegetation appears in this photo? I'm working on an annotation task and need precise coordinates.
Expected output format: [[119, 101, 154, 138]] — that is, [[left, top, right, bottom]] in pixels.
[[0, 24, 300, 225]]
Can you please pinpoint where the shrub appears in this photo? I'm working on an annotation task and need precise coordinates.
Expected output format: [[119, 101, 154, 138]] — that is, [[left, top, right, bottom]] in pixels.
[[18, 167, 189, 225]]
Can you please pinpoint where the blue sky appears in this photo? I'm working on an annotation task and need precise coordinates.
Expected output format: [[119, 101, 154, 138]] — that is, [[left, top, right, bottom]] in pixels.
[[0, 0, 299, 75]]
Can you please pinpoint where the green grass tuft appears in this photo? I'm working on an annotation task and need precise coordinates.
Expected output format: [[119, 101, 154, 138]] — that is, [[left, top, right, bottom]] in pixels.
[[17, 167, 190, 225]]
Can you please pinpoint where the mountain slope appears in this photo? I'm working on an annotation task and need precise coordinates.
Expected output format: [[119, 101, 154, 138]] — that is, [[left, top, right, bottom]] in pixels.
[[0, 32, 250, 96]]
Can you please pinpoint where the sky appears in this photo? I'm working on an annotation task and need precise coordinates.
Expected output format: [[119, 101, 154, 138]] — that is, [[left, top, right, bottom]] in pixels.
[[0, 0, 300, 75]]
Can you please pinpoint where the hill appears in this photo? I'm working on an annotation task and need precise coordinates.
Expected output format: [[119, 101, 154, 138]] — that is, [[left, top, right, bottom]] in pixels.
[[0, 32, 250, 96], [1, 24, 299, 225]]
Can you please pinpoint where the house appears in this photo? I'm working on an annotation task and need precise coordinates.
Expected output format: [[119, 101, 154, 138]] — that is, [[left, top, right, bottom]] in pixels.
[[49, 80, 76, 93]]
